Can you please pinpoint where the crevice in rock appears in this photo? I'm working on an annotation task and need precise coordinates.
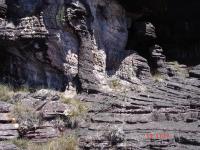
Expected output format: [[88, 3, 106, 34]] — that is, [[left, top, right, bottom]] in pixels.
[[154, 0, 200, 66], [118, 0, 159, 74], [72, 74, 82, 93], [118, 0, 200, 75]]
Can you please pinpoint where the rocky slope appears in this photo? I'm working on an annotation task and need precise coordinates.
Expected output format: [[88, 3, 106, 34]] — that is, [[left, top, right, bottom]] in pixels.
[[0, 0, 200, 149]]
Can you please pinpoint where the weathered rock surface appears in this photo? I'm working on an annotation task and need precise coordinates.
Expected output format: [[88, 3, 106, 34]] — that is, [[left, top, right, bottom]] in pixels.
[[116, 51, 151, 84], [77, 75, 200, 149], [0, 15, 48, 40], [0, 143, 19, 150], [135, 22, 157, 40], [0, 124, 19, 140], [41, 101, 71, 119], [189, 65, 200, 78], [0, 101, 12, 113], [150, 44, 167, 75], [24, 126, 60, 142]]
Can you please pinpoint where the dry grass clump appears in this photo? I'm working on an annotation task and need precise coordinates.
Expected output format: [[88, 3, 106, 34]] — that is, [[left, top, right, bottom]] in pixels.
[[12, 139, 29, 150], [61, 97, 88, 118], [0, 84, 14, 102], [152, 73, 164, 82], [12, 135, 78, 150], [109, 79, 122, 90], [0, 84, 30, 102], [61, 96, 88, 128], [10, 103, 41, 134]]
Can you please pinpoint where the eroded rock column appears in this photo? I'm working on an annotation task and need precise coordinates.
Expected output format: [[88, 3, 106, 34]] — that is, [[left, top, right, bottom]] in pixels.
[[149, 44, 167, 75], [66, 1, 108, 92]]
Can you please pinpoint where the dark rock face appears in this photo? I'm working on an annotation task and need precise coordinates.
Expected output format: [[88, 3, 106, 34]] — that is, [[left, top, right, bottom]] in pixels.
[[0, 0, 6, 18], [0, 0, 200, 149], [149, 44, 167, 75], [189, 65, 200, 78]]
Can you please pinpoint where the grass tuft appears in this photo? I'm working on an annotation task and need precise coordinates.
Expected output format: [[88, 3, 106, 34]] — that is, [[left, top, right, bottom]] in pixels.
[[152, 73, 164, 82], [109, 79, 121, 90], [10, 103, 41, 134], [61, 97, 88, 118], [0, 84, 14, 102], [61, 96, 88, 128], [0, 84, 31, 102], [12, 139, 29, 150], [12, 135, 78, 150]]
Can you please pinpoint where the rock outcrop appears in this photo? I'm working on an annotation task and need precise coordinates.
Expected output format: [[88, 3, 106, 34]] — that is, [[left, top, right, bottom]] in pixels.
[[150, 44, 167, 75]]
